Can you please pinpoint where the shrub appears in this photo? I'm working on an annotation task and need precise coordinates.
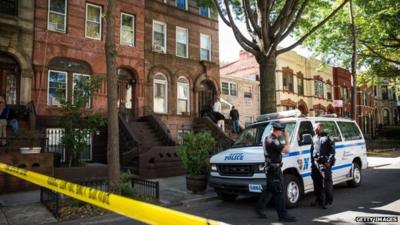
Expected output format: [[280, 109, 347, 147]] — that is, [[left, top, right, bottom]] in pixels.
[[177, 131, 215, 176]]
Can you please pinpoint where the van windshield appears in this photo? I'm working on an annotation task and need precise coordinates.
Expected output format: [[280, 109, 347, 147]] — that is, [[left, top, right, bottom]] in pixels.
[[232, 123, 269, 148]]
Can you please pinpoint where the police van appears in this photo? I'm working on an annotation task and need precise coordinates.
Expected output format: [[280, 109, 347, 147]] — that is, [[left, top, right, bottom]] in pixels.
[[209, 110, 368, 208]]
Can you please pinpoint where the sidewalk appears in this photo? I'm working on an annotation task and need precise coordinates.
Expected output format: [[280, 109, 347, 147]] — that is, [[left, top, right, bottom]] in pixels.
[[0, 191, 57, 225], [151, 175, 217, 207], [0, 176, 217, 225], [367, 156, 400, 168]]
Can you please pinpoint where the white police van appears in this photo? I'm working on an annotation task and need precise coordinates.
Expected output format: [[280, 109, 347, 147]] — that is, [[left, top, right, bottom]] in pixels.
[[209, 110, 368, 208]]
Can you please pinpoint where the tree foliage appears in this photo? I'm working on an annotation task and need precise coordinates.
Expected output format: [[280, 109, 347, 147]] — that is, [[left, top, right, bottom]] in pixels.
[[58, 77, 106, 167], [197, 0, 349, 113], [300, 0, 400, 78]]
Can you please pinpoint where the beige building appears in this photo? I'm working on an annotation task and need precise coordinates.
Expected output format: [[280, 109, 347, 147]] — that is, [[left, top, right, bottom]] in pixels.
[[220, 50, 334, 125], [276, 51, 334, 116]]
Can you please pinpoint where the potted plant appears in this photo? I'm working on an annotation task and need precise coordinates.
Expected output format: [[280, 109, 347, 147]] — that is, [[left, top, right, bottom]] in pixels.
[[177, 131, 215, 193], [18, 129, 43, 154]]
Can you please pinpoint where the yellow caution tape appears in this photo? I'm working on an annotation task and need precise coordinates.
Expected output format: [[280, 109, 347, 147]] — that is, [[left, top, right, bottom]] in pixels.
[[0, 162, 229, 225]]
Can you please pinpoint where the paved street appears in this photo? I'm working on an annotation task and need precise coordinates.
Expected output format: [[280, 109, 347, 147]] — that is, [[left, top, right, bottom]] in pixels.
[[57, 157, 400, 225]]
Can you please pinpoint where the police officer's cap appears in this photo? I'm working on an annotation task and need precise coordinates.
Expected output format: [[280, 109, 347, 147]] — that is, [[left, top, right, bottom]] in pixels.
[[272, 121, 286, 130]]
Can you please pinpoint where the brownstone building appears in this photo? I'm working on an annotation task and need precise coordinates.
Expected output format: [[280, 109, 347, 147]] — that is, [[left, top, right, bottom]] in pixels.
[[333, 67, 376, 137], [31, 0, 145, 163], [143, 0, 220, 137], [33, 0, 145, 118], [0, 0, 34, 106]]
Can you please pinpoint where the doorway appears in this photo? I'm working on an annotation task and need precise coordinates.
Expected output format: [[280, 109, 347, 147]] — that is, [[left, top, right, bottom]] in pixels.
[[117, 68, 135, 115], [199, 80, 215, 116], [0, 53, 19, 105]]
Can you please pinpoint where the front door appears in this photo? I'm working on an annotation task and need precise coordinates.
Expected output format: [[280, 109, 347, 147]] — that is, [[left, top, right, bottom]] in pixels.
[[118, 79, 134, 110], [117, 68, 135, 115], [199, 80, 215, 115], [0, 69, 18, 105]]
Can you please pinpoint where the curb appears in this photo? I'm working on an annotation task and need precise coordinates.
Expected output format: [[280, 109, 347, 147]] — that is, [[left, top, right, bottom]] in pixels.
[[160, 194, 219, 208]]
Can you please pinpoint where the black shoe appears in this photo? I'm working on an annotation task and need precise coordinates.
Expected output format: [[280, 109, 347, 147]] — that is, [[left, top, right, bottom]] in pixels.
[[279, 215, 297, 222], [254, 208, 267, 219]]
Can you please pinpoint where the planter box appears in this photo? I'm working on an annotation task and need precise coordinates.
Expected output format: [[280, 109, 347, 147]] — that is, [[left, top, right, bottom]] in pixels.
[[54, 163, 108, 182], [20, 147, 42, 154]]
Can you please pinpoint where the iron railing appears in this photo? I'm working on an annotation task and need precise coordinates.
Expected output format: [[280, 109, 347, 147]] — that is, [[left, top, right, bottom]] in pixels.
[[146, 115, 176, 146], [40, 178, 159, 218]]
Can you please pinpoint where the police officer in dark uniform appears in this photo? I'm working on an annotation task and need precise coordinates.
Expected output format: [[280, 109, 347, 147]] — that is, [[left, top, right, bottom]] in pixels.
[[255, 121, 296, 222], [310, 123, 335, 209]]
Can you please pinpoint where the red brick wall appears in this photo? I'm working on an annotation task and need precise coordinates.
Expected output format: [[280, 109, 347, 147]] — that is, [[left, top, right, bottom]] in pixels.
[[333, 67, 352, 115], [144, 0, 220, 136], [32, 0, 145, 117]]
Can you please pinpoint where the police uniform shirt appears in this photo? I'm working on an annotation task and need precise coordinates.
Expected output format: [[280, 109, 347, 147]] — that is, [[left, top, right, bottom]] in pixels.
[[264, 134, 284, 163], [312, 133, 334, 159]]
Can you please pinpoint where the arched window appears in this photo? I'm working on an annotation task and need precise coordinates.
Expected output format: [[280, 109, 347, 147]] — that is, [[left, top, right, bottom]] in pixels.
[[177, 77, 189, 115], [383, 109, 390, 126], [153, 73, 168, 113], [47, 58, 91, 106]]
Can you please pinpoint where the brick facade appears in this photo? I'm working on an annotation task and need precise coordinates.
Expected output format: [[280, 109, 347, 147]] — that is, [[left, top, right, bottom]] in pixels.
[[32, 0, 145, 119], [144, 0, 220, 138]]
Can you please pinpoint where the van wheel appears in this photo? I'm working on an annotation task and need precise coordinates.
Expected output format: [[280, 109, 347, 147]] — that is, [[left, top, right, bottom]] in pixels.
[[347, 162, 361, 187], [216, 191, 237, 201], [284, 174, 302, 208]]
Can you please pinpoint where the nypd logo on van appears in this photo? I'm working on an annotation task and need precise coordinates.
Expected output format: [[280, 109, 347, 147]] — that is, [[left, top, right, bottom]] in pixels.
[[224, 153, 244, 161]]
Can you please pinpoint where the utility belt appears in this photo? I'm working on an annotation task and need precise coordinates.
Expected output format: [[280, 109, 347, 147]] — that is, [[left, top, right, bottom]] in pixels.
[[266, 162, 283, 168]]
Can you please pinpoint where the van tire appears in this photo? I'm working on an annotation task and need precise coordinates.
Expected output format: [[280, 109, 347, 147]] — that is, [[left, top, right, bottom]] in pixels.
[[216, 191, 238, 201], [284, 174, 302, 208], [347, 162, 361, 187]]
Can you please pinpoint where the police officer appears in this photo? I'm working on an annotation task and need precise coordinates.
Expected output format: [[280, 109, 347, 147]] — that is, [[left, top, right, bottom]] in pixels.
[[255, 121, 296, 222], [310, 123, 335, 209]]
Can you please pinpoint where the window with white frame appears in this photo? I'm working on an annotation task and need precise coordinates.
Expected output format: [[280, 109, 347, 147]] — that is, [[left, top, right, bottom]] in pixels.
[[153, 20, 167, 53], [120, 13, 135, 46], [199, 6, 210, 17], [176, 0, 188, 10], [48, 0, 67, 32], [176, 27, 188, 58], [177, 77, 189, 114], [85, 3, 102, 40], [221, 81, 237, 96], [73, 73, 91, 108], [48, 70, 67, 105], [154, 73, 168, 113], [200, 34, 211, 61], [314, 80, 324, 98]]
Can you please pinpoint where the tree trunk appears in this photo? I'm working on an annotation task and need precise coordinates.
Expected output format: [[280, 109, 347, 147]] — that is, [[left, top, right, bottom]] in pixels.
[[258, 54, 277, 114], [105, 0, 120, 193], [349, 0, 357, 120]]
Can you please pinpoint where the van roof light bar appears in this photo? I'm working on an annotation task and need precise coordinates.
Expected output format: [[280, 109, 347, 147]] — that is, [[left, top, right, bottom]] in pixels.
[[256, 109, 302, 122]]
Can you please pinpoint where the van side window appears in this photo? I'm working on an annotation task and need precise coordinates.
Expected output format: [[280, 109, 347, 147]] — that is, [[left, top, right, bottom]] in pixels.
[[297, 121, 314, 146], [337, 121, 362, 141], [316, 121, 342, 142]]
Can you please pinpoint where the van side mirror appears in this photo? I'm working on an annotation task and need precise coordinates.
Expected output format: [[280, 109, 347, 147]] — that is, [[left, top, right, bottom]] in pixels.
[[301, 134, 313, 145]]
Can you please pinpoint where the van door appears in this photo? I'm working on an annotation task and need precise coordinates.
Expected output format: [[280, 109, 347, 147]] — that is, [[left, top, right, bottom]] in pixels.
[[296, 120, 314, 192], [315, 120, 345, 181], [336, 121, 364, 180]]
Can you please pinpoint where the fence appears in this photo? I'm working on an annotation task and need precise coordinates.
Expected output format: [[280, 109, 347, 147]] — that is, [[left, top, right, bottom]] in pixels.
[[40, 178, 159, 218], [366, 139, 400, 151], [46, 128, 92, 163]]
